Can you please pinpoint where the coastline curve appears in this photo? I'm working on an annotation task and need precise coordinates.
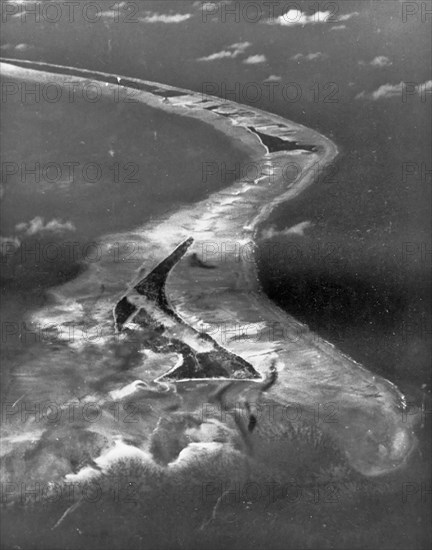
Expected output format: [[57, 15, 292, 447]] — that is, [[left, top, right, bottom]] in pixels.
[[0, 59, 419, 477]]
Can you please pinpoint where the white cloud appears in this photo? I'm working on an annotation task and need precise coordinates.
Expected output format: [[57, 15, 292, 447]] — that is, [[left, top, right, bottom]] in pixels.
[[359, 56, 392, 68], [370, 56, 392, 67], [197, 50, 235, 61], [373, 83, 401, 99], [268, 9, 358, 27], [140, 13, 192, 24], [229, 42, 251, 52], [291, 52, 327, 62], [356, 80, 432, 100], [197, 41, 251, 62], [330, 24, 347, 31], [15, 217, 76, 236], [270, 9, 331, 26], [264, 74, 282, 82], [338, 12, 359, 21], [243, 54, 267, 65], [193, 1, 230, 9], [193, 0, 234, 15], [15, 43, 33, 51]]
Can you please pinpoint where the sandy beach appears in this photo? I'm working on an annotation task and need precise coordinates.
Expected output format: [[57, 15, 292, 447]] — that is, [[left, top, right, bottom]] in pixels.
[[0, 60, 418, 481]]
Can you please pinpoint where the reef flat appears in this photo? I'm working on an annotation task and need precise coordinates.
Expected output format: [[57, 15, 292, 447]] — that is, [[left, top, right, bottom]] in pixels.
[[0, 60, 418, 489]]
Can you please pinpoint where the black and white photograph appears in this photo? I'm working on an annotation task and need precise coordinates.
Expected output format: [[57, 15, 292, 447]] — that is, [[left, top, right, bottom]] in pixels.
[[0, 1, 431, 549]]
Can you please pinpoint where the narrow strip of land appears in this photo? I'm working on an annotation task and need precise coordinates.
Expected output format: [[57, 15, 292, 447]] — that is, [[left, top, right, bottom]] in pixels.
[[0, 59, 417, 477]]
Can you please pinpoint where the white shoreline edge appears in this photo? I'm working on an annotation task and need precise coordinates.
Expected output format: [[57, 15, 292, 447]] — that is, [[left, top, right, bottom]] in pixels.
[[0, 59, 419, 477]]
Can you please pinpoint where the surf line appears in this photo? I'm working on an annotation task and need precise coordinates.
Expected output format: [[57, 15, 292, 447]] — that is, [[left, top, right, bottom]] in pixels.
[[0, 58, 419, 477]]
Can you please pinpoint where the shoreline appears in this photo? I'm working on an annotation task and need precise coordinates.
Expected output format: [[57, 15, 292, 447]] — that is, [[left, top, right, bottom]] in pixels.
[[0, 59, 418, 477]]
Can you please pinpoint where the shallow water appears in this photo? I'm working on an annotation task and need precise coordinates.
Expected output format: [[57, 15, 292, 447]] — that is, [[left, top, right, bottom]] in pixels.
[[0, 70, 251, 353], [1, 64, 430, 550]]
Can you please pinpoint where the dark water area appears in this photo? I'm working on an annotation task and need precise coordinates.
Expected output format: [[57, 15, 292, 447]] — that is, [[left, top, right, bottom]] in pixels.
[[248, 126, 318, 152], [1, 1, 430, 398], [256, 101, 432, 396], [0, 73, 251, 361], [1, 2, 431, 549]]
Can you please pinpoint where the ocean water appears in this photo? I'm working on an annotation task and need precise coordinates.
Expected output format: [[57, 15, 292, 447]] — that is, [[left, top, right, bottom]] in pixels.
[[0, 72, 251, 356], [1, 0, 429, 394], [1, 2, 431, 549], [256, 99, 431, 393], [0, 68, 429, 550]]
